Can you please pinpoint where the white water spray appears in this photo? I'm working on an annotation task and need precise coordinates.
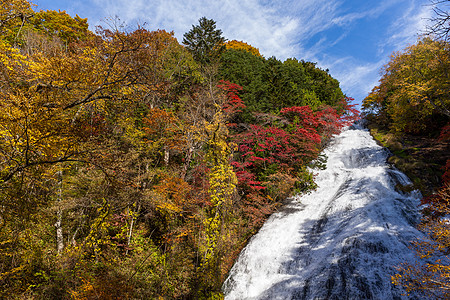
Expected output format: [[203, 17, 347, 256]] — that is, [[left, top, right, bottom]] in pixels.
[[223, 122, 425, 299]]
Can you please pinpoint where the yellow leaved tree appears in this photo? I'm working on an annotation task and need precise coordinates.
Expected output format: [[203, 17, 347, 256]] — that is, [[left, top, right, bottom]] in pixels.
[[392, 184, 450, 299], [225, 40, 263, 57], [363, 38, 450, 133]]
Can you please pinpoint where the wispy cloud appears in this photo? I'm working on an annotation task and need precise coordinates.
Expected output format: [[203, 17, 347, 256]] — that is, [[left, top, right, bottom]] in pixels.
[[87, 0, 302, 58], [331, 0, 400, 27], [385, 0, 433, 50], [86, 0, 346, 59], [66, 0, 433, 105], [300, 0, 434, 104], [331, 58, 385, 100]]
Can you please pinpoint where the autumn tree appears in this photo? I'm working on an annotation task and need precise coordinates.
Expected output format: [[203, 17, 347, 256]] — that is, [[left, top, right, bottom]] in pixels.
[[0, 8, 205, 295], [0, 3, 355, 298], [363, 38, 450, 134], [225, 40, 262, 57], [0, 0, 34, 45], [392, 183, 450, 299], [199, 105, 238, 290], [29, 10, 93, 46]]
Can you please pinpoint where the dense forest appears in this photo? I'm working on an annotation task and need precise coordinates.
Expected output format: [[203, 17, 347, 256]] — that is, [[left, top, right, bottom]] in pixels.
[[0, 1, 359, 298], [362, 2, 450, 295]]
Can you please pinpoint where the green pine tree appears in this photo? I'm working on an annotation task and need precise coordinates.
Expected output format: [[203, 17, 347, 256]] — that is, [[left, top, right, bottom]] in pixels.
[[183, 17, 226, 64]]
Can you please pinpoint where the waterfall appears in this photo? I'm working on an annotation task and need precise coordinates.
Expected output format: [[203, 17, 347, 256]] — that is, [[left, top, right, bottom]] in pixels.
[[223, 122, 426, 299]]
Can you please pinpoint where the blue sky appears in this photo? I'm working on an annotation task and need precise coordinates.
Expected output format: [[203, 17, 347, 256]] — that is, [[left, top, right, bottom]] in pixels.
[[33, 0, 434, 106]]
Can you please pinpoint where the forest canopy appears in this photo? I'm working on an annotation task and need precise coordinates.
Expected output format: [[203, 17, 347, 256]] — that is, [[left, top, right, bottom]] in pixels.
[[363, 37, 450, 134], [0, 4, 357, 298]]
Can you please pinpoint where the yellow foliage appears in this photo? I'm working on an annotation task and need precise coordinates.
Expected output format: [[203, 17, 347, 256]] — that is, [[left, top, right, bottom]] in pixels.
[[393, 184, 450, 298], [143, 107, 185, 152], [0, 40, 29, 71], [69, 279, 94, 300], [153, 175, 191, 214], [225, 40, 262, 57], [199, 107, 238, 275], [364, 38, 450, 133]]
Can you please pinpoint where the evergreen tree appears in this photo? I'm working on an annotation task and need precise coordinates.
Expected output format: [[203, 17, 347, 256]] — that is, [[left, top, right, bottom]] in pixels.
[[183, 17, 226, 64]]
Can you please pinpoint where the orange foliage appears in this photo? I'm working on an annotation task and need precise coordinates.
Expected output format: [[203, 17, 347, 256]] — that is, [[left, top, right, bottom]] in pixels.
[[393, 184, 450, 298], [143, 107, 185, 151], [225, 40, 262, 57], [153, 175, 191, 214]]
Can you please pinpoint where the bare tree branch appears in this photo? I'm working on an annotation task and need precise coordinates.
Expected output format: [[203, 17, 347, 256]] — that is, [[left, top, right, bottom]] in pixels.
[[427, 0, 450, 41]]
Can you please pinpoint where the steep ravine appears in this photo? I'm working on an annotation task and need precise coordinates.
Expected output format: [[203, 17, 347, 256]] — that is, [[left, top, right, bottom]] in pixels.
[[223, 122, 426, 299]]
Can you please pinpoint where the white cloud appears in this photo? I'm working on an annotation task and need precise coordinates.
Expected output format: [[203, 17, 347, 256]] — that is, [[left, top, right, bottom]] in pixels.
[[384, 0, 433, 51], [87, 0, 298, 58], [301, 0, 434, 105], [337, 61, 383, 98], [77, 0, 433, 106], [312, 55, 385, 106], [85, 0, 345, 59], [331, 0, 400, 27]]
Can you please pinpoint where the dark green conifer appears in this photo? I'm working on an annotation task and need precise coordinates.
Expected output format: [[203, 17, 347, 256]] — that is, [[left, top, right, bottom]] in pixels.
[[183, 17, 226, 64]]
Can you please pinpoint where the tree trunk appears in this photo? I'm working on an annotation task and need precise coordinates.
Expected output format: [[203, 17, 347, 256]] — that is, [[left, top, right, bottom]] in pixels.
[[164, 148, 170, 166], [181, 146, 194, 180], [55, 170, 64, 254], [126, 202, 141, 255]]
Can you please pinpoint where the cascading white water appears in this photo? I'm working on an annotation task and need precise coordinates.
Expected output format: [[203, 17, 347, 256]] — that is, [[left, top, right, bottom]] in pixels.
[[223, 122, 426, 300]]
